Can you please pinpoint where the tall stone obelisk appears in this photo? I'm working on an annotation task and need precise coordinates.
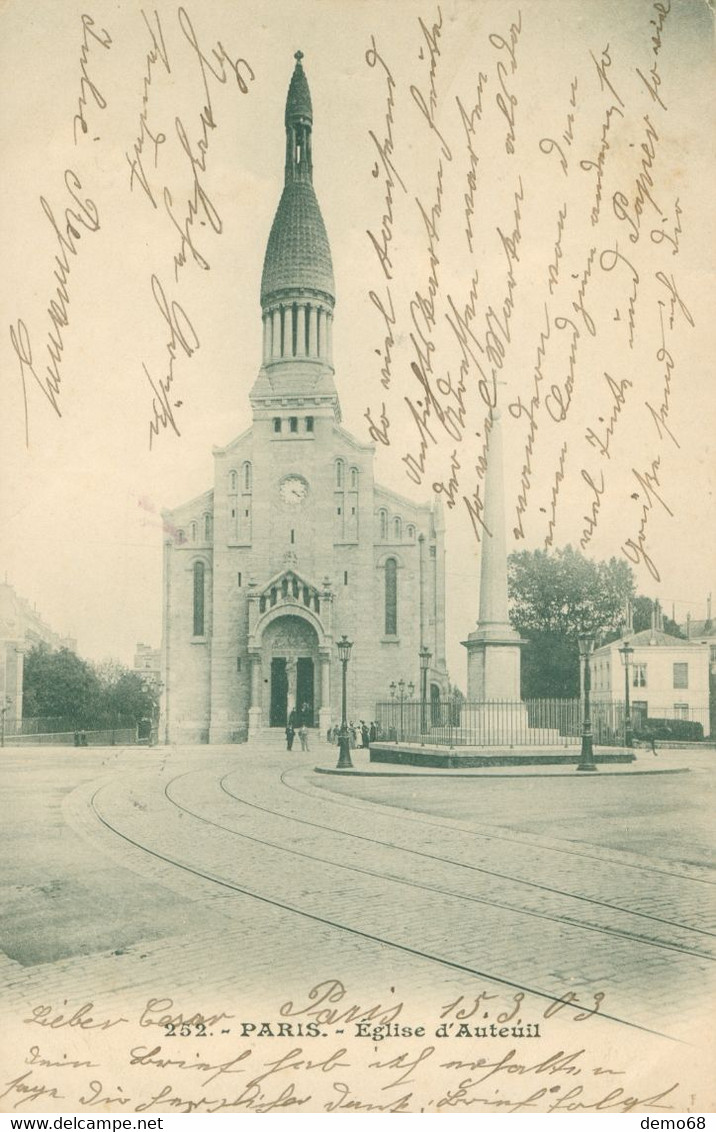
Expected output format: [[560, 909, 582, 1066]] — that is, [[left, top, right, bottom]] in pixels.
[[463, 411, 524, 700]]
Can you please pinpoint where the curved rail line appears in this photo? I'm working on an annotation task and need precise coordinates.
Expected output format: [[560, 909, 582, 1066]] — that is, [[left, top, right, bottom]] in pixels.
[[217, 773, 715, 942], [87, 777, 683, 1041], [282, 764, 716, 888], [151, 773, 713, 961]]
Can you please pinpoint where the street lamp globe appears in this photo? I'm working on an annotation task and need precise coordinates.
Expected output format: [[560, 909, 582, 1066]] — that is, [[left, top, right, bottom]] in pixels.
[[337, 634, 353, 663], [618, 641, 634, 667]]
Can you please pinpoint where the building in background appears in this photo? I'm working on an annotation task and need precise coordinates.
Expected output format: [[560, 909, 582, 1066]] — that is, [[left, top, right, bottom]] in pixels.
[[680, 594, 716, 735], [133, 642, 161, 687], [0, 581, 76, 721], [591, 620, 711, 737], [160, 54, 448, 744]]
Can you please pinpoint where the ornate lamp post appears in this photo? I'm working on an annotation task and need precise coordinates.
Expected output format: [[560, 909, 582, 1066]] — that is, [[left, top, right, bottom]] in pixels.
[[577, 634, 597, 772], [419, 646, 432, 742], [390, 679, 413, 741], [336, 635, 353, 769], [618, 641, 634, 748]]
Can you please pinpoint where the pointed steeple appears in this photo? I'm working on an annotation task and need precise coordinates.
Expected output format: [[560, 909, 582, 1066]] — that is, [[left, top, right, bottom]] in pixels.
[[260, 52, 335, 313], [252, 53, 339, 419]]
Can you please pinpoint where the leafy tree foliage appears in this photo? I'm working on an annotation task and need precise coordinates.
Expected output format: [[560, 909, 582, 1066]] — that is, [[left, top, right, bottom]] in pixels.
[[22, 645, 156, 729], [507, 546, 636, 698], [631, 596, 683, 638]]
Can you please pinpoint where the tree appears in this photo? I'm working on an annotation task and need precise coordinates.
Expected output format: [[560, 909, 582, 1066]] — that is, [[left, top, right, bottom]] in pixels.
[[22, 645, 103, 727], [508, 546, 636, 698], [631, 596, 683, 638], [104, 668, 157, 725], [22, 646, 155, 730]]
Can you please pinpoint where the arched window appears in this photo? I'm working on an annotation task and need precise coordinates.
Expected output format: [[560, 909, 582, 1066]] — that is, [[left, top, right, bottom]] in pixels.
[[193, 561, 205, 636], [379, 509, 388, 540], [350, 466, 358, 489], [407, 524, 415, 540], [229, 470, 238, 492], [393, 516, 402, 541], [242, 461, 252, 492], [190, 521, 197, 543], [176, 529, 185, 545], [203, 513, 212, 542], [385, 557, 397, 635], [335, 459, 344, 488]]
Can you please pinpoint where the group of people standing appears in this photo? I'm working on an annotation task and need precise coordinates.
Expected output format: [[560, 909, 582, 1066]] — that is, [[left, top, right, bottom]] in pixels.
[[286, 717, 383, 752], [326, 720, 380, 748]]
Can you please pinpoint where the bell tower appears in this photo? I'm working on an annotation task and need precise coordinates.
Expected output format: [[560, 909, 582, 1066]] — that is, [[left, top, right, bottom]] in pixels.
[[251, 51, 340, 421]]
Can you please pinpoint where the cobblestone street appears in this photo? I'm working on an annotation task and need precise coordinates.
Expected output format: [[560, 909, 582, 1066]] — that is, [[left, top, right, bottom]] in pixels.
[[1, 738, 714, 1112]]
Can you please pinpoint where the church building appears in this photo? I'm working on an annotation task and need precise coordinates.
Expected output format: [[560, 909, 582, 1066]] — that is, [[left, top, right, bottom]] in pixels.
[[160, 53, 449, 744]]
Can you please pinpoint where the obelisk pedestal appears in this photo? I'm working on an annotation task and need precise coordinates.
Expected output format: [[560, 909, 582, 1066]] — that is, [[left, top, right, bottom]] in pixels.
[[462, 410, 525, 705]]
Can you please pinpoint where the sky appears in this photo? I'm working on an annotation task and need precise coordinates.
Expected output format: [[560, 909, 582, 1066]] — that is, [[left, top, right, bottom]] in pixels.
[[0, 0, 714, 686]]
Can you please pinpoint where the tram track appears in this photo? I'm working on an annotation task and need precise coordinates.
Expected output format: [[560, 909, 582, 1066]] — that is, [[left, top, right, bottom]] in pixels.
[[85, 767, 711, 1040], [217, 771, 715, 944], [281, 764, 716, 888]]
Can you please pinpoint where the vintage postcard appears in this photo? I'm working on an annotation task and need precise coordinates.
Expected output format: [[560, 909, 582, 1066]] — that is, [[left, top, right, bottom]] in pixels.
[[1, 0, 714, 1116]]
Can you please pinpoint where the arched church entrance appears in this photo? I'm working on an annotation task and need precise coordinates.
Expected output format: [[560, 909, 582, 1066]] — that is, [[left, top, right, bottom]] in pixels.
[[262, 615, 320, 727]]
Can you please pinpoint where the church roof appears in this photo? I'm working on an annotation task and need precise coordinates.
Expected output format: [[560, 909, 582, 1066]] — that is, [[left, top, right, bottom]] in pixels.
[[261, 180, 334, 303], [285, 54, 312, 125], [260, 53, 335, 306]]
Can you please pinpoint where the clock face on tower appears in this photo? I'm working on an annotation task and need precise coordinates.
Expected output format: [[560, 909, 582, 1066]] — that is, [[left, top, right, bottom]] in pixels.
[[279, 475, 309, 506]]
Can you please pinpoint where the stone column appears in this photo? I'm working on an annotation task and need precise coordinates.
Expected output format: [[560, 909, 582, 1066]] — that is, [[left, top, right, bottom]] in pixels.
[[462, 411, 524, 708], [326, 312, 333, 364], [248, 651, 262, 738], [287, 657, 297, 716], [316, 308, 324, 360], [262, 314, 270, 363], [308, 306, 318, 356], [318, 650, 332, 735], [282, 305, 292, 357], [296, 305, 306, 356], [271, 310, 281, 359]]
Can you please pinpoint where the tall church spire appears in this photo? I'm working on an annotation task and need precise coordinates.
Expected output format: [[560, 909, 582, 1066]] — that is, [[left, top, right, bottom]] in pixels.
[[258, 52, 336, 385], [284, 50, 313, 183]]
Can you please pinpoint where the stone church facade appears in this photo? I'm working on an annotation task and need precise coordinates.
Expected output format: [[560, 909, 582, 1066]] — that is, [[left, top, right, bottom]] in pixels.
[[160, 53, 448, 744]]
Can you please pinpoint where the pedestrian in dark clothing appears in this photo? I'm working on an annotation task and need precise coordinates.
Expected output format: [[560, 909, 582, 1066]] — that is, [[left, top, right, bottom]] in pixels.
[[361, 723, 369, 748], [286, 724, 295, 751], [369, 722, 377, 742]]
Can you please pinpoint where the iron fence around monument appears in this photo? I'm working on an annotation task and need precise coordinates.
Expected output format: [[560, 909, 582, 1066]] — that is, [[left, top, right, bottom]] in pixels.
[[375, 698, 581, 747], [374, 698, 710, 747]]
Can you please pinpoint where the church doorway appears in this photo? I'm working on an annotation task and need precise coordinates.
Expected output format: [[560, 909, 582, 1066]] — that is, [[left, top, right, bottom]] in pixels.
[[296, 657, 314, 725], [262, 615, 319, 727], [270, 658, 288, 726]]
